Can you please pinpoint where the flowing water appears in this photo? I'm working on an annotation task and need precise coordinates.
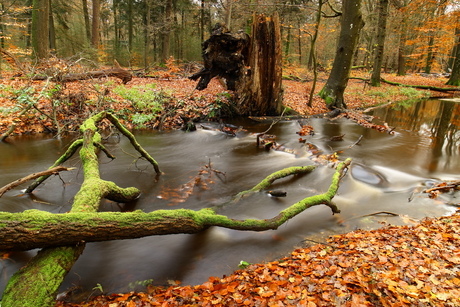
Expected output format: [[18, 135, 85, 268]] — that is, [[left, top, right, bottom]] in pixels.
[[0, 98, 459, 300]]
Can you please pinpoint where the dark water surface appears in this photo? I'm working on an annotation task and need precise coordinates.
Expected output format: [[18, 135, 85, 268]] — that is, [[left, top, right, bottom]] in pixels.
[[0, 99, 459, 300]]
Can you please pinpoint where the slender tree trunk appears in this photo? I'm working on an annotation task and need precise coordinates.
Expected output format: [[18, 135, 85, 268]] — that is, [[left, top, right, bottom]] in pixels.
[[144, 0, 152, 69], [162, 0, 173, 63], [31, 0, 50, 59], [82, 0, 91, 42], [113, 0, 119, 59], [91, 0, 100, 48], [128, 0, 133, 51], [319, 0, 364, 110], [397, 19, 407, 75], [370, 0, 389, 86], [307, 0, 324, 107], [447, 25, 460, 86], [200, 0, 205, 41], [48, 0, 56, 52], [285, 26, 291, 63]]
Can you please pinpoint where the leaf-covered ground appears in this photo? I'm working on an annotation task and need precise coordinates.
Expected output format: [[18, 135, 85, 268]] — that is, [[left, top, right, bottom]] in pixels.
[[56, 212, 460, 307], [0, 69, 455, 136]]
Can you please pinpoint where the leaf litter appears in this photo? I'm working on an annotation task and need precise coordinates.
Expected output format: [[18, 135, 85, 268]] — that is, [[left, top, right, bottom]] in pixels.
[[56, 211, 460, 307]]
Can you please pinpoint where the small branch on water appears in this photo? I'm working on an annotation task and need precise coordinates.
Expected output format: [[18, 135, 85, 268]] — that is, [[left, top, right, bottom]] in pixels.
[[0, 166, 75, 197], [349, 135, 363, 148]]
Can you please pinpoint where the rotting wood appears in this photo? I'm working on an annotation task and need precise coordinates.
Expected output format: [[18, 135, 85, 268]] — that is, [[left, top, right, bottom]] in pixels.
[[31, 66, 133, 84]]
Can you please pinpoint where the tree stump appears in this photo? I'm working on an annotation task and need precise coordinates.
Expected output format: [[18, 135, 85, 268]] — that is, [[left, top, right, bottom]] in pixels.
[[190, 13, 283, 116], [236, 13, 283, 116]]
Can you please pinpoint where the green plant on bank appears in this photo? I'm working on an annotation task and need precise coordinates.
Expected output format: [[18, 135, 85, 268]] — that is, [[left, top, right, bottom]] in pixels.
[[114, 83, 169, 113], [207, 92, 234, 118], [366, 85, 429, 100], [92, 283, 104, 293], [131, 113, 156, 128], [128, 279, 155, 290], [114, 84, 172, 128]]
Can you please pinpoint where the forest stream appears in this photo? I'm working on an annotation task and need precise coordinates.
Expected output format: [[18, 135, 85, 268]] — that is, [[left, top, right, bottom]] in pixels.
[[0, 98, 459, 301]]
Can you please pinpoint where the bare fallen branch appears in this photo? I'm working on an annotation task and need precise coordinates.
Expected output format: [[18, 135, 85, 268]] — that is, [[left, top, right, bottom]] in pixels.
[[0, 166, 74, 197]]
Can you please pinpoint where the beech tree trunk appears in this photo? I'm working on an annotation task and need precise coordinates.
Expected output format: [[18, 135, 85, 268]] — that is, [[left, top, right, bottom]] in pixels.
[[370, 0, 389, 87], [447, 24, 460, 86], [319, 0, 364, 109], [31, 0, 50, 59]]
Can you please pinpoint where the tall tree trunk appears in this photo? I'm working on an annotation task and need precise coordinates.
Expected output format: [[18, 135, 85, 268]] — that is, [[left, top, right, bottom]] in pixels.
[[128, 0, 133, 51], [161, 0, 173, 63], [113, 0, 119, 60], [31, 0, 50, 59], [48, 0, 56, 52], [200, 0, 205, 41], [447, 25, 460, 86], [425, 35, 435, 74], [237, 13, 283, 116], [370, 0, 389, 87], [319, 0, 364, 110], [307, 0, 324, 107], [91, 0, 100, 48], [144, 0, 152, 69], [284, 26, 291, 63], [82, 0, 91, 42], [397, 15, 407, 75]]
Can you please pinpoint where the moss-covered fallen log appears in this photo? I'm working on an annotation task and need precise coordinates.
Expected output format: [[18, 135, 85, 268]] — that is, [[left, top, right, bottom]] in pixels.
[[2, 111, 159, 307], [0, 110, 351, 306], [0, 160, 349, 252]]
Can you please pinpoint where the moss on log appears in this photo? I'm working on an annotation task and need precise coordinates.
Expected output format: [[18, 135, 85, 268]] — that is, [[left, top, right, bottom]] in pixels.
[[234, 165, 316, 200], [1, 111, 159, 307], [0, 159, 350, 252], [2, 244, 85, 307]]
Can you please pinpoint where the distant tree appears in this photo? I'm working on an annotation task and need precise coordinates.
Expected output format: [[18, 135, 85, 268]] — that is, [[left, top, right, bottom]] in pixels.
[[319, 0, 364, 110], [161, 0, 173, 63], [31, 0, 50, 58], [91, 0, 100, 48], [82, 0, 91, 42], [391, 0, 411, 75], [447, 23, 460, 86], [370, 0, 389, 86]]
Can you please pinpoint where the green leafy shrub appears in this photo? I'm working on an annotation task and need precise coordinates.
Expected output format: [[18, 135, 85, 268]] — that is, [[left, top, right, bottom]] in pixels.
[[113, 84, 169, 113]]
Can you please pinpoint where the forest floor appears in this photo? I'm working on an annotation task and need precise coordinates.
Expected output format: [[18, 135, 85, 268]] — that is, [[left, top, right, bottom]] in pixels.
[[0, 68, 456, 136], [1, 67, 459, 306]]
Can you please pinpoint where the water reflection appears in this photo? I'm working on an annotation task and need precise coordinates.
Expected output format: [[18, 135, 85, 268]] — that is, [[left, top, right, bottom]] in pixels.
[[0, 99, 459, 301]]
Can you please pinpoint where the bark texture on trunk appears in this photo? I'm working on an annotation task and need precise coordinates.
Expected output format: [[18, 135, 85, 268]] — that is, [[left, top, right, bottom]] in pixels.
[[370, 0, 389, 87], [236, 12, 283, 116], [319, 0, 364, 110], [190, 13, 283, 116]]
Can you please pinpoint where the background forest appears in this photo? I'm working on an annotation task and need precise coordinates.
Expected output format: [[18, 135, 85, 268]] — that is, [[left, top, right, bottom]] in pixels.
[[1, 0, 459, 75]]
